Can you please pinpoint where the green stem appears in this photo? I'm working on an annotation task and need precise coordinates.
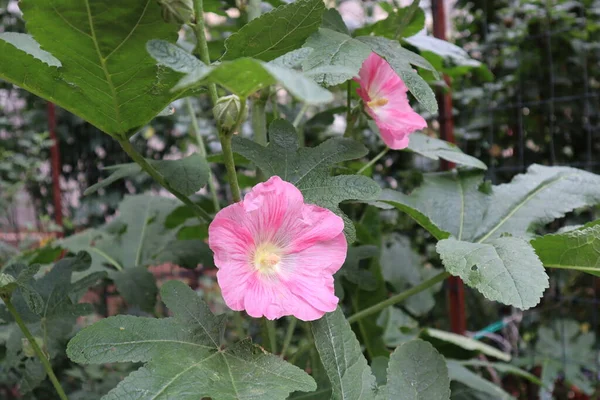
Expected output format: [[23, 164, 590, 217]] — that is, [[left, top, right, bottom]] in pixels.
[[118, 138, 212, 222], [293, 104, 309, 128], [280, 316, 298, 358], [3, 295, 68, 400], [261, 318, 278, 353], [252, 98, 268, 146], [219, 131, 242, 202], [344, 106, 362, 138], [357, 147, 390, 174], [185, 98, 221, 212], [347, 271, 450, 324], [193, 0, 218, 104]]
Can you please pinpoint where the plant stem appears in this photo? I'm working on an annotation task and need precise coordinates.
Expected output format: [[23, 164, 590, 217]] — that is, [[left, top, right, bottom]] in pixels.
[[185, 98, 221, 211], [293, 104, 309, 128], [118, 138, 212, 222], [347, 271, 450, 324], [193, 0, 218, 104], [261, 318, 278, 353], [357, 147, 390, 174], [280, 316, 298, 358], [2, 295, 68, 400], [252, 98, 268, 146]]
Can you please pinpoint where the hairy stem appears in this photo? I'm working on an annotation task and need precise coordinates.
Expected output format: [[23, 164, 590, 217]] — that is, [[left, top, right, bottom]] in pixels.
[[193, 0, 218, 104], [185, 98, 221, 211], [252, 98, 268, 146], [2, 295, 68, 400], [118, 138, 212, 221], [261, 318, 278, 353], [347, 271, 450, 324], [357, 147, 389, 174]]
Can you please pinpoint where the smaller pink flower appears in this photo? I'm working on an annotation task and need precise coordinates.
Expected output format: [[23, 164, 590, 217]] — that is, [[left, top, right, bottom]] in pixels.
[[208, 176, 347, 321], [355, 52, 427, 149]]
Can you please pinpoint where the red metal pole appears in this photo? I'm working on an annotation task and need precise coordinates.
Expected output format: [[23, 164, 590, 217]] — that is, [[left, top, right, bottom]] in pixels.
[[431, 0, 467, 334], [48, 102, 64, 238]]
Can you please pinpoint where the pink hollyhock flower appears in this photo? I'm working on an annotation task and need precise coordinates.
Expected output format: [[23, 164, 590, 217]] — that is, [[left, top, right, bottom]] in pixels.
[[355, 52, 427, 149], [208, 176, 347, 321]]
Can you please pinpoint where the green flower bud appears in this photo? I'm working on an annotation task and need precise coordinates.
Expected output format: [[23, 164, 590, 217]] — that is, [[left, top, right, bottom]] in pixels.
[[213, 95, 246, 134], [157, 0, 195, 25], [21, 337, 45, 358]]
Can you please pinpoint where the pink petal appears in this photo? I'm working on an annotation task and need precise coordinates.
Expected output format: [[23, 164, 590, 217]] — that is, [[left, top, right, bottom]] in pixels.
[[283, 205, 345, 253]]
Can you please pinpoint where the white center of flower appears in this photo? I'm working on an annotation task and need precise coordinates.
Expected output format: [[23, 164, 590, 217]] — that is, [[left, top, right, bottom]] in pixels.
[[367, 97, 389, 109], [253, 243, 282, 276]]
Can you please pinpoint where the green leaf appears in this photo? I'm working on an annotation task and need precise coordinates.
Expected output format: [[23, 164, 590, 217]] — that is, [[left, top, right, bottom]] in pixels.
[[376, 307, 419, 348], [381, 234, 443, 316], [404, 35, 482, 68], [387, 339, 451, 400], [67, 280, 316, 399], [456, 360, 542, 386], [222, 0, 324, 61], [354, 5, 425, 39], [336, 245, 379, 293], [379, 170, 487, 241], [474, 165, 600, 242], [233, 119, 380, 241], [174, 57, 333, 104], [436, 237, 548, 309], [357, 36, 439, 113], [406, 132, 487, 170], [446, 361, 513, 400], [1, 0, 187, 136], [321, 9, 350, 35], [61, 195, 209, 310], [270, 48, 313, 69], [311, 308, 378, 400], [147, 39, 204, 73], [302, 28, 371, 86], [421, 328, 511, 362], [109, 267, 157, 311], [1, 254, 100, 393], [531, 220, 600, 275]]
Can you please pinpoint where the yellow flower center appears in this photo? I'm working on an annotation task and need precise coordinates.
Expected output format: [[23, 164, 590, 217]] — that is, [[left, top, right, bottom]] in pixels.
[[253, 243, 282, 276], [367, 97, 389, 108]]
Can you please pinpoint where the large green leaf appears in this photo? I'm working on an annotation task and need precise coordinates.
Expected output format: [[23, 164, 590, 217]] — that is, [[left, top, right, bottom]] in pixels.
[[436, 237, 548, 309], [531, 220, 600, 275], [1, 0, 186, 136], [60, 195, 213, 311], [222, 0, 324, 62], [354, 4, 425, 39], [311, 308, 378, 400], [67, 280, 316, 399], [1, 253, 103, 393], [404, 35, 482, 68], [357, 36, 439, 113], [232, 119, 381, 241], [387, 339, 451, 400], [173, 57, 333, 104], [302, 28, 372, 86], [406, 132, 487, 170], [84, 154, 210, 196], [474, 165, 600, 242], [379, 170, 487, 241]]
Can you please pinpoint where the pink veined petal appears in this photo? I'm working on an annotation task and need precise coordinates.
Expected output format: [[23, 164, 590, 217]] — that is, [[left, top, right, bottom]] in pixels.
[[285, 233, 347, 275], [280, 204, 345, 253], [284, 274, 339, 320], [208, 218, 255, 266]]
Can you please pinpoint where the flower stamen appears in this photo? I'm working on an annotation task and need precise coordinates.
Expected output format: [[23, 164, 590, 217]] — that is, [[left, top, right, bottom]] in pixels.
[[253, 243, 282, 275], [367, 97, 389, 108]]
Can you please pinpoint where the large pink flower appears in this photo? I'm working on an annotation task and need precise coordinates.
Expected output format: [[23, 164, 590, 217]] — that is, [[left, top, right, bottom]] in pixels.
[[208, 176, 347, 321], [355, 52, 427, 149]]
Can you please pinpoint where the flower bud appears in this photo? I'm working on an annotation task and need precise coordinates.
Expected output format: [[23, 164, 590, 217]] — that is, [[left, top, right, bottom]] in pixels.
[[157, 0, 195, 25], [213, 95, 246, 134]]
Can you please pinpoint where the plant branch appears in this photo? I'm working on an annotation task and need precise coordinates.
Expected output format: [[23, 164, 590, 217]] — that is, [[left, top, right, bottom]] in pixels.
[[261, 318, 278, 354], [193, 0, 218, 104], [347, 271, 450, 324], [118, 138, 213, 222], [357, 147, 389, 174], [185, 98, 221, 211], [2, 295, 68, 400]]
